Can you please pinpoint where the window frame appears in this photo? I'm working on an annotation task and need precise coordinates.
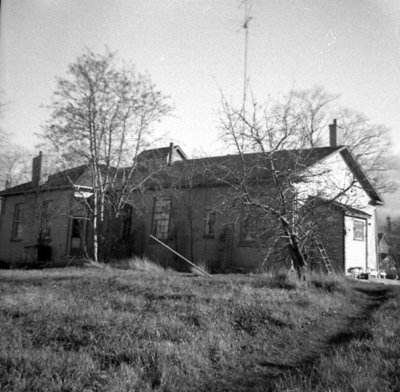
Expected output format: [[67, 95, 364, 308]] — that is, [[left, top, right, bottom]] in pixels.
[[240, 213, 258, 245], [353, 219, 366, 241], [239, 208, 270, 246], [151, 198, 171, 240], [69, 217, 87, 252], [11, 203, 24, 241], [120, 204, 133, 239], [39, 200, 53, 242], [203, 210, 216, 238]]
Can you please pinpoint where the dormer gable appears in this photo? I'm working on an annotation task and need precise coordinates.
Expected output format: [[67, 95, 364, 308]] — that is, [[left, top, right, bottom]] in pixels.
[[137, 143, 187, 167]]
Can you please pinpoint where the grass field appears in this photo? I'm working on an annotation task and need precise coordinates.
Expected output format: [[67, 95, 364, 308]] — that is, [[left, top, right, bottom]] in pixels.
[[0, 264, 399, 391]]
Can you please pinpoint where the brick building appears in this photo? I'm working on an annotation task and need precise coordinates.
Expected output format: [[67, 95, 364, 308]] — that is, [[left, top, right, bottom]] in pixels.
[[0, 127, 383, 273]]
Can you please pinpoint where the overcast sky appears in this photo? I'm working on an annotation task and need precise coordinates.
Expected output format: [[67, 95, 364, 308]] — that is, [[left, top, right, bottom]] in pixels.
[[1, 0, 400, 213]]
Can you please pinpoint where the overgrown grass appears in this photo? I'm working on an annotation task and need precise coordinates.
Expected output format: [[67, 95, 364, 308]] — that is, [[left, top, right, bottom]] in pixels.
[[0, 266, 395, 391]]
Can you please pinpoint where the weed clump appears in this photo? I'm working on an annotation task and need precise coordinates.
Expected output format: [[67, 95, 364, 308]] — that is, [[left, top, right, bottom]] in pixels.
[[252, 270, 300, 290], [310, 272, 349, 293], [109, 256, 166, 273]]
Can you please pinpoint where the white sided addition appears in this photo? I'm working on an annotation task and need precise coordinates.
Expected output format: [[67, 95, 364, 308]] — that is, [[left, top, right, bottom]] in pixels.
[[294, 146, 380, 273]]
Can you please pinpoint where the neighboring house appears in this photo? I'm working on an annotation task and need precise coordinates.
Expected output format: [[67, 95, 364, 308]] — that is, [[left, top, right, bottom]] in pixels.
[[0, 125, 384, 273], [378, 232, 391, 260], [378, 232, 400, 273]]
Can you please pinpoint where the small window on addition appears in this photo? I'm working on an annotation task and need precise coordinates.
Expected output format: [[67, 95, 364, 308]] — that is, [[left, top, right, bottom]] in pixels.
[[204, 210, 216, 238], [353, 219, 365, 241]]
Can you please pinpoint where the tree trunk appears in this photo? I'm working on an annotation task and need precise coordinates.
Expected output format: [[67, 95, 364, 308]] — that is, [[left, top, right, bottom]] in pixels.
[[92, 193, 99, 263], [287, 235, 308, 279], [280, 216, 307, 279]]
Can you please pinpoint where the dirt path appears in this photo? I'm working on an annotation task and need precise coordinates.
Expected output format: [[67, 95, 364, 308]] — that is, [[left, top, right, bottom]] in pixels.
[[256, 281, 392, 391], [202, 282, 391, 392], [263, 282, 390, 370]]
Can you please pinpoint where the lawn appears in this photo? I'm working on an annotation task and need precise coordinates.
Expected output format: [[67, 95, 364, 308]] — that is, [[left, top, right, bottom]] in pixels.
[[0, 265, 398, 391]]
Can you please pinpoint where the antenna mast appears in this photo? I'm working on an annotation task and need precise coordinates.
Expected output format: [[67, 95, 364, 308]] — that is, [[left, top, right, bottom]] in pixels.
[[242, 0, 252, 109], [239, 0, 252, 150]]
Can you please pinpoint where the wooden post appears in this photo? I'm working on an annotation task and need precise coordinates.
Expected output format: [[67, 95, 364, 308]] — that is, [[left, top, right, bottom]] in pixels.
[[150, 235, 212, 279]]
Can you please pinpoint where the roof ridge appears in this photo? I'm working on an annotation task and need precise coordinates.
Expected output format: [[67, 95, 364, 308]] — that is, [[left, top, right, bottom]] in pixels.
[[171, 145, 343, 165]]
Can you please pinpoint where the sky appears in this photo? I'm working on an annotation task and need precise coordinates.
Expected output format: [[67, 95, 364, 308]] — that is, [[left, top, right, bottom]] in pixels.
[[1, 0, 400, 214]]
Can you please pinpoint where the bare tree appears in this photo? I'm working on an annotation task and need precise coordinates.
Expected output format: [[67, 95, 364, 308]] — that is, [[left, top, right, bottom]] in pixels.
[[290, 86, 393, 193], [0, 143, 32, 188], [0, 120, 33, 189], [218, 91, 377, 278], [0, 99, 32, 188], [336, 109, 393, 192], [40, 49, 172, 262]]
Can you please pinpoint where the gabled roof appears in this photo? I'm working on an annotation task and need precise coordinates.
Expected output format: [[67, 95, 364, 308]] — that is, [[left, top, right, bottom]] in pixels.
[[0, 145, 384, 207], [329, 200, 372, 218], [145, 146, 344, 188], [137, 145, 187, 162], [378, 232, 390, 245], [301, 197, 372, 219], [137, 146, 171, 160], [0, 165, 89, 196], [141, 145, 383, 206], [339, 148, 383, 205]]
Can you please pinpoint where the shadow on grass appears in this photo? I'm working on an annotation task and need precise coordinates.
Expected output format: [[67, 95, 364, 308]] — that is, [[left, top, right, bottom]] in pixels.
[[0, 275, 84, 286]]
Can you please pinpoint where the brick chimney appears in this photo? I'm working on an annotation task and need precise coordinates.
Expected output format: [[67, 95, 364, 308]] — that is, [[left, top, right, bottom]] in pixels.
[[168, 142, 174, 166], [329, 119, 344, 147], [32, 151, 43, 187]]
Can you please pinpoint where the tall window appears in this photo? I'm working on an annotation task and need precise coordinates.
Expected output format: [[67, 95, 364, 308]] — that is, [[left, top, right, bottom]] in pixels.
[[152, 199, 171, 240], [39, 200, 52, 242], [240, 214, 257, 244], [204, 210, 216, 237], [70, 217, 86, 252], [240, 210, 267, 245], [11, 203, 24, 240], [121, 204, 133, 239]]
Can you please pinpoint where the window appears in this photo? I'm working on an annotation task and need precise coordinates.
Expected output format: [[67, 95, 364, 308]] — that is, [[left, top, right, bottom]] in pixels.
[[353, 219, 365, 241], [204, 210, 216, 237], [70, 217, 86, 252], [152, 199, 171, 240], [240, 209, 268, 245], [39, 200, 52, 242], [11, 203, 24, 240], [240, 215, 257, 244], [121, 205, 133, 239]]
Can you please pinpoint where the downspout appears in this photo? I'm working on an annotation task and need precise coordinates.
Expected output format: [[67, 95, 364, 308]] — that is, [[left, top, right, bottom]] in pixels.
[[66, 191, 74, 256], [366, 218, 368, 270], [375, 208, 380, 271], [342, 213, 346, 273]]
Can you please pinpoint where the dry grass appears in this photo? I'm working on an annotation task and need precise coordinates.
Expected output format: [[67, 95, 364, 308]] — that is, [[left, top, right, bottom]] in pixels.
[[108, 256, 167, 274], [0, 266, 395, 391]]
